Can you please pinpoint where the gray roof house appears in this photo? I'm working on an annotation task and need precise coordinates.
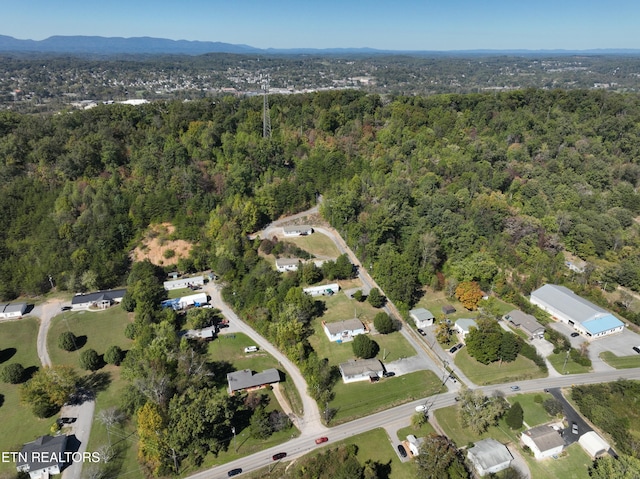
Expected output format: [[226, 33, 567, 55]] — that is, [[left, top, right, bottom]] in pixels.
[[521, 425, 564, 459], [339, 359, 384, 384], [466, 438, 513, 476], [0, 302, 28, 319], [16, 435, 68, 479], [71, 289, 126, 309], [504, 309, 545, 338], [227, 368, 281, 394], [530, 284, 624, 338], [454, 318, 478, 338], [323, 318, 366, 342], [409, 308, 435, 328], [283, 225, 313, 236], [275, 258, 301, 272]]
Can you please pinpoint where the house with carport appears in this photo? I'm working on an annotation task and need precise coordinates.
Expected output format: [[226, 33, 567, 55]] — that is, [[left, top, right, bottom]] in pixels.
[[323, 318, 366, 342], [466, 438, 513, 476], [409, 308, 435, 328], [530, 284, 624, 338], [339, 358, 384, 383], [520, 424, 564, 459]]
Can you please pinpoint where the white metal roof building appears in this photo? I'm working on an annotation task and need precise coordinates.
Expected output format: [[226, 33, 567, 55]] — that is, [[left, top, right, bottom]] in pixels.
[[530, 284, 624, 338], [466, 438, 513, 476], [578, 431, 610, 458], [409, 308, 435, 328]]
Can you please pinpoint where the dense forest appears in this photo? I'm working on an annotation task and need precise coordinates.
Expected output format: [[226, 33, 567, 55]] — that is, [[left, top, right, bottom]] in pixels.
[[3, 89, 640, 311], [4, 87, 640, 475]]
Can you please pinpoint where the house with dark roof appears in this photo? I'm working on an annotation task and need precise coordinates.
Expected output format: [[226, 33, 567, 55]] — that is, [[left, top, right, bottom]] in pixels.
[[530, 284, 624, 338], [323, 318, 366, 342], [0, 302, 27, 319], [504, 310, 545, 339], [409, 308, 435, 328], [520, 425, 565, 459], [339, 358, 384, 384], [466, 438, 513, 476], [71, 289, 126, 309], [16, 435, 68, 479], [227, 368, 281, 394]]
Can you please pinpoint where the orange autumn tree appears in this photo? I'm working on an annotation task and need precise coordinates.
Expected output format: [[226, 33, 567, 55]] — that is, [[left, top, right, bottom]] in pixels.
[[455, 281, 483, 310]]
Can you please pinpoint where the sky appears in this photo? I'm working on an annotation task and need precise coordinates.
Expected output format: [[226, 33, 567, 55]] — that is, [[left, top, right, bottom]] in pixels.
[[2, 0, 639, 51]]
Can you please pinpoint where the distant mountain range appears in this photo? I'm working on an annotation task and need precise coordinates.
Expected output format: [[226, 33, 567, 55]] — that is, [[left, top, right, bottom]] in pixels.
[[1, 35, 640, 56]]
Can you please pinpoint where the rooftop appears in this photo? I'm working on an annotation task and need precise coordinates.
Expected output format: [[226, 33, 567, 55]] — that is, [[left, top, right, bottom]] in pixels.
[[324, 318, 364, 335], [467, 438, 513, 469], [523, 425, 564, 451], [339, 358, 383, 377], [227, 368, 280, 392]]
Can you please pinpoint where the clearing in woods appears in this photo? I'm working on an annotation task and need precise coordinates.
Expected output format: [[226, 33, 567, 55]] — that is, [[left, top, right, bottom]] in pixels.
[[131, 222, 192, 266]]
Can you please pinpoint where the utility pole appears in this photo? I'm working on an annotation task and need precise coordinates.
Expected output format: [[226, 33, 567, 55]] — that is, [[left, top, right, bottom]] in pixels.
[[562, 349, 570, 374]]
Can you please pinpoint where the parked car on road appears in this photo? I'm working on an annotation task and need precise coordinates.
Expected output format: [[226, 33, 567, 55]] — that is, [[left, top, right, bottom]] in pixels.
[[417, 328, 426, 336], [383, 371, 395, 378]]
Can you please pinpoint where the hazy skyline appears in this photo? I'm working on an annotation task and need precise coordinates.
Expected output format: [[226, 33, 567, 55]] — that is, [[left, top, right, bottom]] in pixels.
[[2, 0, 639, 51]]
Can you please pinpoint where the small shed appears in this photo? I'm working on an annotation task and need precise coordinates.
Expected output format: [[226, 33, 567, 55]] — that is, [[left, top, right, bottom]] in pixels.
[[409, 308, 435, 328], [442, 304, 456, 315], [579, 431, 610, 458]]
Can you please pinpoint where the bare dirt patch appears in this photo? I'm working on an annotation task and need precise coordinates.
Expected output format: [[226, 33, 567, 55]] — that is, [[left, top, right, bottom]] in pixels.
[[131, 222, 193, 266]]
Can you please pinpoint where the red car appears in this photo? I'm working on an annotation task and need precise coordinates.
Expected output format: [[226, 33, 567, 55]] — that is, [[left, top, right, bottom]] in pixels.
[[315, 437, 328, 444]]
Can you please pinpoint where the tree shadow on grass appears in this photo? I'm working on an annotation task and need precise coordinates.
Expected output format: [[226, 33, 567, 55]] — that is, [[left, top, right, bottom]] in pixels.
[[23, 365, 39, 381], [78, 371, 111, 397], [72, 335, 87, 351], [208, 360, 235, 389], [0, 348, 16, 363]]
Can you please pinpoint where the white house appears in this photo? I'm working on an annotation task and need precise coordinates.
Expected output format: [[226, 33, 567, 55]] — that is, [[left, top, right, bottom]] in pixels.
[[406, 435, 425, 456], [283, 225, 313, 236], [163, 275, 204, 290], [16, 435, 68, 479], [323, 319, 366, 342], [578, 431, 610, 458], [71, 289, 126, 309], [409, 308, 435, 328], [530, 284, 624, 338], [339, 359, 384, 383], [520, 425, 565, 459], [275, 258, 301, 272], [303, 283, 340, 297], [454, 318, 478, 338], [0, 302, 27, 319], [466, 438, 513, 476], [504, 310, 545, 339]]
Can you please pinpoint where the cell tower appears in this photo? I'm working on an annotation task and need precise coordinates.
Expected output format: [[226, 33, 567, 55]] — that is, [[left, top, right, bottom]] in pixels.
[[262, 75, 271, 139]]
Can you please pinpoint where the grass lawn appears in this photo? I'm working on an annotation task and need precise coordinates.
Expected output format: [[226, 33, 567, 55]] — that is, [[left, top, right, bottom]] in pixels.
[[454, 348, 546, 385], [47, 308, 135, 368], [396, 421, 436, 441], [0, 317, 51, 477], [436, 405, 591, 479], [508, 392, 555, 427], [167, 287, 193, 299], [329, 370, 443, 425], [600, 351, 640, 369], [279, 234, 341, 258], [547, 352, 592, 375]]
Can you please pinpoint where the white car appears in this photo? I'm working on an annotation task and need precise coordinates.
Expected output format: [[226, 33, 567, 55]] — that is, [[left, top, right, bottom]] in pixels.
[[244, 346, 258, 353], [415, 404, 427, 412]]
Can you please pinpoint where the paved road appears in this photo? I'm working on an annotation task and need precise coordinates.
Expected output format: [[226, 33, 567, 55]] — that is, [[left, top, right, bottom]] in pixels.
[[188, 366, 640, 478]]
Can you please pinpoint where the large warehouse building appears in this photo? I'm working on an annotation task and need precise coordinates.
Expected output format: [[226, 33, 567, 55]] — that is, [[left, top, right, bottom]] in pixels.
[[530, 284, 624, 338]]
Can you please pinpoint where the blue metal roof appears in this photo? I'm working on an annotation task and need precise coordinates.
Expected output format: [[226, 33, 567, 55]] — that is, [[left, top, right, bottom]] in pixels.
[[582, 314, 624, 335]]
